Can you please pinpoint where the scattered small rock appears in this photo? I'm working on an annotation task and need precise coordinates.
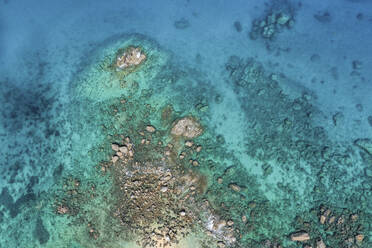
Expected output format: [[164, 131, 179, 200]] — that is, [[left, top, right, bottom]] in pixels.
[[350, 214, 358, 221], [290, 231, 310, 242], [320, 215, 326, 224], [328, 216, 335, 224], [179, 152, 185, 160], [241, 215, 247, 223], [196, 145, 202, 152], [185, 140, 194, 147], [355, 234, 364, 243], [229, 183, 241, 192], [146, 125, 156, 133]]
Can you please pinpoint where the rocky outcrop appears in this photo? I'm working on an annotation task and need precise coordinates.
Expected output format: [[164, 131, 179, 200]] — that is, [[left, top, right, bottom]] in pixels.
[[171, 117, 203, 138], [116, 46, 146, 70]]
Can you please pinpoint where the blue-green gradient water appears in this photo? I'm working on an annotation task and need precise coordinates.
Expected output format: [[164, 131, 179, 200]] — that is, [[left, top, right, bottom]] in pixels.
[[0, 0, 371, 247]]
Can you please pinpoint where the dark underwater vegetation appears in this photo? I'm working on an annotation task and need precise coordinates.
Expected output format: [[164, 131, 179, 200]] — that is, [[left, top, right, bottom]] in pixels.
[[0, 0, 371, 247]]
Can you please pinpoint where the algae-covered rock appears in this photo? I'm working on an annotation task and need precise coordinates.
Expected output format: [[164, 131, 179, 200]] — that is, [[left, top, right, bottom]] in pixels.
[[354, 138, 372, 155], [171, 116, 203, 138]]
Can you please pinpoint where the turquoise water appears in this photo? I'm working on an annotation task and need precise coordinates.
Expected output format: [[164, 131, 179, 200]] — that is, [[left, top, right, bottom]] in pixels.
[[0, 0, 371, 247]]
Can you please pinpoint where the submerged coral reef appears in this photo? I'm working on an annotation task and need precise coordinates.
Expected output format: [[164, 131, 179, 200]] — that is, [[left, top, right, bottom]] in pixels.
[[249, 0, 297, 40], [1, 33, 370, 248]]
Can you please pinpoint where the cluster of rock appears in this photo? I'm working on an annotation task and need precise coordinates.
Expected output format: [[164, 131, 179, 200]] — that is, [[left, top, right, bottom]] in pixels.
[[290, 206, 366, 247], [109, 136, 135, 167], [225, 54, 370, 247], [203, 211, 237, 247], [104, 120, 237, 247], [250, 12, 294, 40], [317, 206, 365, 247], [115, 46, 146, 70], [54, 177, 92, 217], [114, 160, 195, 247]]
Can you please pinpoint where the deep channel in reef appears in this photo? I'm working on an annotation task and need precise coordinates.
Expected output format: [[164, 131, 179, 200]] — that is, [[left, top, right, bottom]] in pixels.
[[1, 33, 371, 248]]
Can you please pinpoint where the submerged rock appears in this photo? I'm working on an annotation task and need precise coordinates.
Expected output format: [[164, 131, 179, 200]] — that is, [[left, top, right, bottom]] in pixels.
[[314, 11, 332, 23], [352, 60, 363, 70], [277, 13, 291, 25], [354, 138, 372, 155], [174, 18, 190, 29], [34, 216, 50, 245], [367, 116, 372, 127], [234, 21, 242, 32], [250, 6, 295, 40]]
